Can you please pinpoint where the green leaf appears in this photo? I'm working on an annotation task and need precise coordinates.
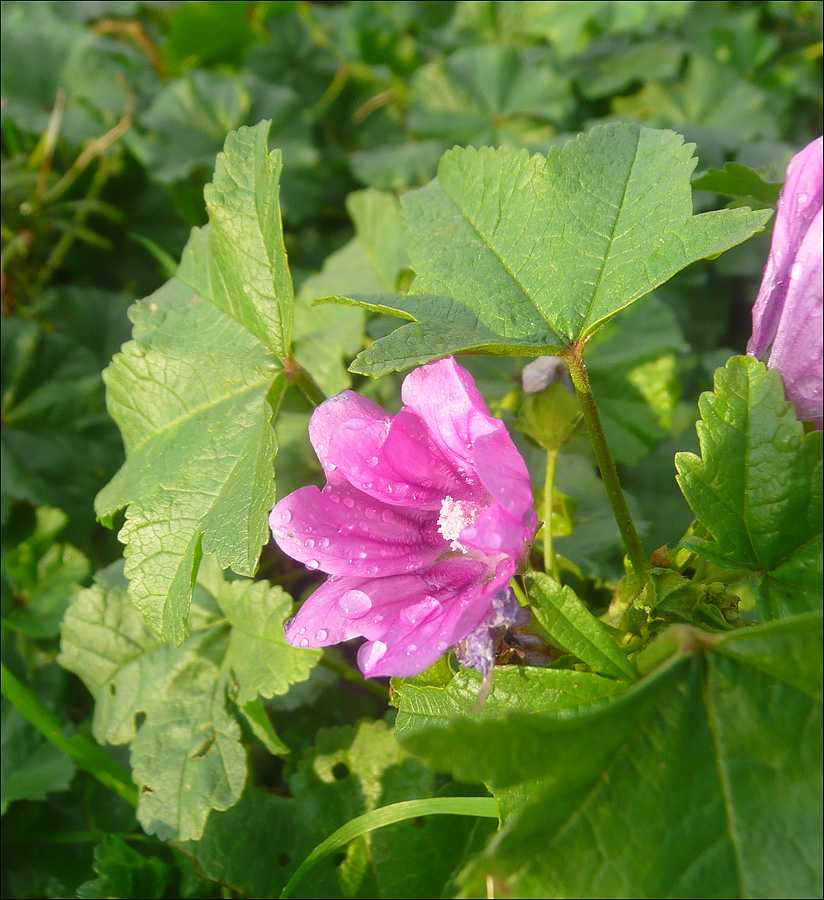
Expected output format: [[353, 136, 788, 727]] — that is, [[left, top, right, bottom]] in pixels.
[[59, 560, 317, 840], [293, 188, 405, 394], [1, 319, 122, 537], [189, 721, 486, 899], [280, 796, 499, 899], [200, 558, 320, 706], [526, 573, 638, 680], [240, 698, 289, 757], [401, 614, 823, 898], [138, 70, 251, 184], [76, 836, 170, 900], [612, 55, 780, 163], [1, 700, 75, 814], [394, 664, 625, 735], [1, 506, 90, 639], [693, 161, 782, 208], [676, 356, 823, 619], [407, 44, 573, 147], [333, 123, 770, 376], [204, 122, 294, 359], [162, 0, 259, 73], [96, 130, 292, 643]]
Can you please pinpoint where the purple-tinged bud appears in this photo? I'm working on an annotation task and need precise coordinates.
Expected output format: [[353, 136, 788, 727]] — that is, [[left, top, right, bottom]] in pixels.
[[748, 136, 823, 429]]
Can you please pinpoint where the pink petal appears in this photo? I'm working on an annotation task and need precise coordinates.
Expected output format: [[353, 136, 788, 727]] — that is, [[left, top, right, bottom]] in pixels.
[[355, 558, 498, 677], [749, 137, 823, 359], [309, 391, 390, 484], [459, 502, 533, 557], [472, 429, 534, 518], [325, 408, 477, 510], [767, 204, 824, 427], [284, 557, 494, 677], [269, 483, 443, 576], [401, 357, 501, 471]]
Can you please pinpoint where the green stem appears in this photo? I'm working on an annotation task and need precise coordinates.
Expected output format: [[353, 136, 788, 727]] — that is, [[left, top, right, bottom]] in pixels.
[[284, 357, 327, 408], [0, 663, 138, 808], [319, 653, 390, 702], [564, 344, 649, 582], [543, 449, 559, 579]]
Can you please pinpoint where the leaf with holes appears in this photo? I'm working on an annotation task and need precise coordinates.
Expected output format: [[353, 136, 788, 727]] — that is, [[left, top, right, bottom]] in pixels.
[[59, 560, 315, 840]]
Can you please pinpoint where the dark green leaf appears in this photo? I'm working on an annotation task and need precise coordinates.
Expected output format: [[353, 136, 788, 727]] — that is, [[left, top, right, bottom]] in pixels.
[[401, 614, 823, 898], [676, 356, 823, 619], [76, 836, 170, 899]]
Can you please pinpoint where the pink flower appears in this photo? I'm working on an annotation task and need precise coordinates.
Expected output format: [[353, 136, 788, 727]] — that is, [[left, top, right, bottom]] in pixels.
[[748, 136, 823, 428], [270, 357, 538, 678]]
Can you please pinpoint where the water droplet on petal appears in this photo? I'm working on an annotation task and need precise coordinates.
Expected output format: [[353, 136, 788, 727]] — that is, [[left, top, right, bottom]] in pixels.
[[300, 638, 309, 647], [406, 644, 418, 655], [338, 590, 372, 617], [367, 456, 379, 467], [372, 614, 384, 624], [318, 537, 329, 549], [305, 559, 319, 570], [280, 509, 292, 523], [361, 641, 387, 671], [304, 538, 315, 549], [343, 497, 355, 508], [365, 507, 377, 519], [330, 495, 340, 504], [298, 627, 306, 635], [315, 629, 328, 641], [381, 510, 393, 523]]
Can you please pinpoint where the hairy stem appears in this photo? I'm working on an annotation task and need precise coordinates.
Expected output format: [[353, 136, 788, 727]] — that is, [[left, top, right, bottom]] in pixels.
[[284, 356, 327, 408], [564, 343, 649, 582]]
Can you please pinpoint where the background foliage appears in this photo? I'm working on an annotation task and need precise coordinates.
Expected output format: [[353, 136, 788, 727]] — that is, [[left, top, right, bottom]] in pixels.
[[2, 2, 822, 898]]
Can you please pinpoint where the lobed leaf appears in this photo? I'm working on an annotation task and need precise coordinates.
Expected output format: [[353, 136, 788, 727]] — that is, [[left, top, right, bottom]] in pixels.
[[400, 613, 823, 898], [59, 560, 316, 840], [97, 123, 292, 643], [331, 123, 770, 376], [676, 356, 823, 620]]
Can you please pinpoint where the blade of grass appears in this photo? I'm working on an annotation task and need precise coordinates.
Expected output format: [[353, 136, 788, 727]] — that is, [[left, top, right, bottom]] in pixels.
[[279, 796, 499, 898]]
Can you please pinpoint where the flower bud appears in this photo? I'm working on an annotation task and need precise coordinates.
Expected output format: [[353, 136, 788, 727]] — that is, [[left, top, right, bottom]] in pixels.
[[748, 136, 823, 429], [517, 358, 583, 451]]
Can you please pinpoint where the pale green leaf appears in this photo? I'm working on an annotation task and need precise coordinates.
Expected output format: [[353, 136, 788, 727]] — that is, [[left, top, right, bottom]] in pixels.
[[96, 227, 284, 644], [394, 664, 624, 735], [204, 122, 294, 359], [59, 561, 318, 840]]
